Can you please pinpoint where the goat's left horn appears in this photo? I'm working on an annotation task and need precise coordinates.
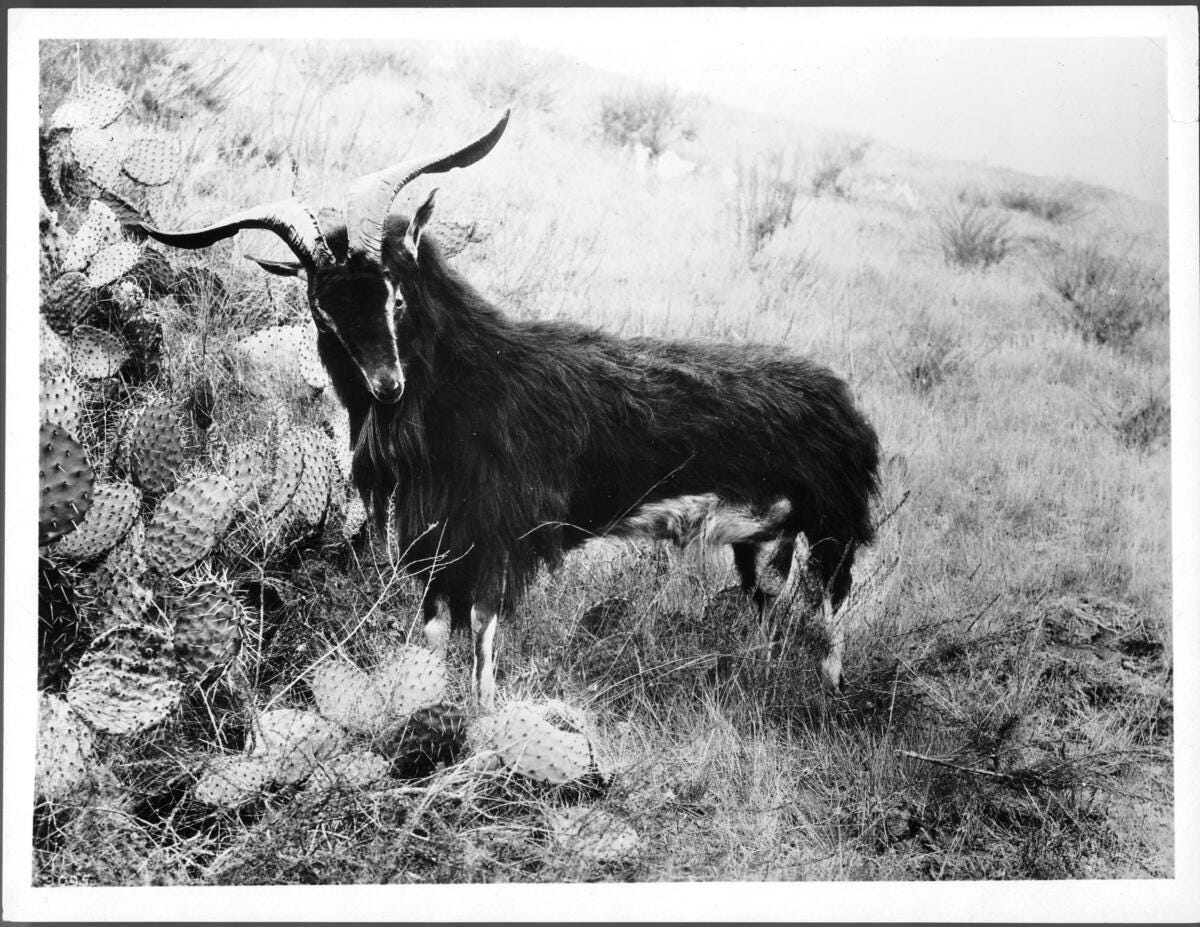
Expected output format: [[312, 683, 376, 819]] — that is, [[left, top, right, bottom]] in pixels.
[[137, 198, 334, 270], [345, 110, 509, 264]]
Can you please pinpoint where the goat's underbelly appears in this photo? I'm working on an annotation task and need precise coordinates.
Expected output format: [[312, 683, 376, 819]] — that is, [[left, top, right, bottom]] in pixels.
[[606, 493, 792, 548]]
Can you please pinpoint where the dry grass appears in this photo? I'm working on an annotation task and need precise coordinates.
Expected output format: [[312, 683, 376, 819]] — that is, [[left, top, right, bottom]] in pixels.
[[34, 38, 1172, 885]]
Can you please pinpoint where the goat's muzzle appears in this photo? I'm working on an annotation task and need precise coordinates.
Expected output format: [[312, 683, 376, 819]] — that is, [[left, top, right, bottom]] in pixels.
[[368, 372, 405, 404]]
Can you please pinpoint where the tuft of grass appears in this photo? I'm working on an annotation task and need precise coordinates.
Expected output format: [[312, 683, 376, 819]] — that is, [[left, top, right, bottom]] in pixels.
[[933, 203, 1011, 269], [1042, 240, 1167, 350], [888, 313, 976, 395], [1114, 389, 1171, 452], [733, 149, 804, 256], [998, 185, 1079, 224], [810, 140, 869, 198], [598, 84, 695, 157]]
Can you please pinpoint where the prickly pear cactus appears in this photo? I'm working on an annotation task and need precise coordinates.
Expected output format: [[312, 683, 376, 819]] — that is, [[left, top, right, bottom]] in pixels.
[[304, 750, 390, 794], [194, 754, 275, 809], [48, 82, 127, 132], [552, 807, 641, 863], [385, 703, 468, 778], [261, 430, 306, 523], [50, 481, 140, 562], [69, 324, 130, 379], [340, 493, 368, 541], [42, 271, 94, 335], [491, 700, 595, 786], [86, 240, 141, 289], [374, 647, 449, 720], [66, 624, 182, 735], [39, 374, 83, 436], [62, 200, 121, 271], [251, 708, 346, 785], [143, 473, 239, 575], [308, 659, 387, 734], [40, 421, 94, 546], [127, 403, 184, 495], [36, 694, 96, 801], [127, 247, 176, 298], [89, 518, 152, 628], [40, 316, 71, 375], [322, 404, 354, 481], [234, 324, 329, 398], [121, 132, 180, 187], [225, 442, 266, 503], [290, 434, 336, 528], [171, 579, 243, 682], [71, 128, 123, 192]]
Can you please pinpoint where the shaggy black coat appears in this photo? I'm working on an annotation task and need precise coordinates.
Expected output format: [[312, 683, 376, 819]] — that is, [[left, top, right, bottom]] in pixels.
[[317, 217, 880, 626]]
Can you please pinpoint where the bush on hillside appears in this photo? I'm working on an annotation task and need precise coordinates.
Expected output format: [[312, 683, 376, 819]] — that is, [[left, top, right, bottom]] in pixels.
[[1043, 240, 1166, 350], [598, 85, 695, 156], [934, 203, 1011, 269]]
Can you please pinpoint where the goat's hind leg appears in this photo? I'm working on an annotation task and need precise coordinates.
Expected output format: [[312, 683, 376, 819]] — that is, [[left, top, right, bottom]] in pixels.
[[805, 540, 857, 694]]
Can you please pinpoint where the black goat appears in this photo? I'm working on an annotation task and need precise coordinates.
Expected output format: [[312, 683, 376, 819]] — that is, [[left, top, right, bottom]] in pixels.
[[139, 113, 880, 708]]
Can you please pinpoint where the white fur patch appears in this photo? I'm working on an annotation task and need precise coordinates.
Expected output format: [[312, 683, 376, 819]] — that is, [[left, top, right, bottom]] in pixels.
[[609, 494, 791, 549]]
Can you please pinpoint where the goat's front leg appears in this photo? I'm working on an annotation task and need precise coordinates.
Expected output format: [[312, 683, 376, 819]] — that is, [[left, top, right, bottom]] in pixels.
[[471, 574, 506, 711]]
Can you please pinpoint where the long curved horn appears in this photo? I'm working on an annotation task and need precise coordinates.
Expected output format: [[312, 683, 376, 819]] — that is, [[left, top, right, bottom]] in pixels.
[[137, 199, 333, 269], [345, 110, 509, 263]]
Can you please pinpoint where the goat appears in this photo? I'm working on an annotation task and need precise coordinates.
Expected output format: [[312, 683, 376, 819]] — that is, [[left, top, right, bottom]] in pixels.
[[138, 112, 881, 709]]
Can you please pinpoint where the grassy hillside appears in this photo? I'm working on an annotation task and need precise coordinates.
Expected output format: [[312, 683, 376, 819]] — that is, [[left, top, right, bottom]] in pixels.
[[34, 38, 1171, 884]]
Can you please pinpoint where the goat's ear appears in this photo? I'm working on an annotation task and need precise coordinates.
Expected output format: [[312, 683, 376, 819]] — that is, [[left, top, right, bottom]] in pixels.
[[246, 255, 304, 277], [403, 188, 438, 262]]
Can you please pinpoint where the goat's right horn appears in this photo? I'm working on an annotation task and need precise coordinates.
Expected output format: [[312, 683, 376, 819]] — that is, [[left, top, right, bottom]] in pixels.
[[137, 198, 333, 270], [345, 110, 509, 264]]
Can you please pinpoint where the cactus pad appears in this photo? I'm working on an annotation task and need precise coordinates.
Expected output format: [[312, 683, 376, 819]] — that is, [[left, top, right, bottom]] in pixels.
[[304, 751, 390, 794], [385, 703, 468, 778], [87, 240, 142, 289], [51, 481, 140, 562], [128, 403, 184, 495], [322, 407, 354, 481], [36, 694, 95, 801], [127, 247, 176, 297], [144, 473, 239, 574], [48, 82, 127, 131], [90, 519, 152, 629], [552, 807, 640, 863], [225, 441, 267, 503], [69, 324, 131, 379], [261, 430, 306, 522], [491, 700, 595, 785], [341, 493, 368, 541], [234, 324, 329, 398], [39, 374, 84, 436], [40, 316, 71, 375], [62, 200, 121, 271], [70, 129, 123, 191], [251, 708, 346, 785], [171, 579, 243, 682], [308, 659, 387, 734], [42, 272, 94, 334], [40, 421, 94, 546], [121, 133, 181, 186], [66, 624, 182, 734], [290, 434, 335, 528], [374, 647, 449, 720], [194, 754, 275, 809]]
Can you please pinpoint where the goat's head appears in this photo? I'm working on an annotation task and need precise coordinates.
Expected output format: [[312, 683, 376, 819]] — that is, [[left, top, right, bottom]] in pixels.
[[137, 112, 509, 404]]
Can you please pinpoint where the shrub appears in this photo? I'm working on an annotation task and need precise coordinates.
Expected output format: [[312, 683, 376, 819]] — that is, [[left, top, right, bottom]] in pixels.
[[934, 203, 1011, 269], [889, 313, 973, 394], [733, 149, 804, 255], [998, 186, 1078, 224], [598, 85, 695, 156], [810, 140, 868, 198], [1043, 241, 1166, 349]]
